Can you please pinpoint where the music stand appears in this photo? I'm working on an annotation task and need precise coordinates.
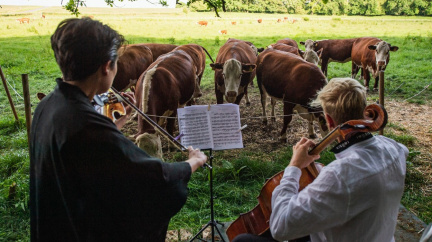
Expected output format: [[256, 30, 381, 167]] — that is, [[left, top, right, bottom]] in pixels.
[[190, 149, 226, 242]]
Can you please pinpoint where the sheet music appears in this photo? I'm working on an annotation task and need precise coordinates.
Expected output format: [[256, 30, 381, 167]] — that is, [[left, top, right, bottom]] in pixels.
[[177, 104, 243, 150], [209, 104, 243, 150], [177, 105, 214, 150]]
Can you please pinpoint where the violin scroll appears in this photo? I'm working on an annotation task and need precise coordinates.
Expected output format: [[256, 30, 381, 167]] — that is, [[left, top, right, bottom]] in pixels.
[[363, 103, 388, 132]]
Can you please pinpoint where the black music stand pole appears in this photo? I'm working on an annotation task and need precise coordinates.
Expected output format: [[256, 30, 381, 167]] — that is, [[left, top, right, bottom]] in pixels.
[[190, 149, 226, 242]]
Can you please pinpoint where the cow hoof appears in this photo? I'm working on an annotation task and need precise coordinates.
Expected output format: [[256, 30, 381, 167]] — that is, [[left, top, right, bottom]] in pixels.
[[309, 134, 317, 139]]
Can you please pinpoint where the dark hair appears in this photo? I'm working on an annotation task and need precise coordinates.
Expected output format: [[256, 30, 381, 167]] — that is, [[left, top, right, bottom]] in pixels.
[[51, 18, 125, 81]]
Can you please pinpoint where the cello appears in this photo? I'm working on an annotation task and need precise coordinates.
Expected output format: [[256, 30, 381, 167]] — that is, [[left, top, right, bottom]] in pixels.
[[225, 103, 388, 241]]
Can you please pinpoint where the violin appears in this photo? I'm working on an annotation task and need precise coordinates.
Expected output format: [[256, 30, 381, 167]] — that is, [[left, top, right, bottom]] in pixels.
[[225, 103, 388, 241], [94, 90, 127, 122]]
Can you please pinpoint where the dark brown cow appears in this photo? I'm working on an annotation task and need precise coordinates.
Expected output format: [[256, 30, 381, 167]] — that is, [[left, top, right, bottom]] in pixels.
[[113, 44, 153, 92], [351, 37, 399, 91], [300, 38, 358, 76], [276, 38, 298, 48], [210, 39, 257, 106], [134, 50, 198, 137], [143, 43, 177, 61], [256, 48, 328, 141]]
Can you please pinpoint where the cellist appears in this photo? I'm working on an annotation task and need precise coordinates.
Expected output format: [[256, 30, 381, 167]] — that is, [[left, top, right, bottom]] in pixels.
[[233, 78, 408, 242]]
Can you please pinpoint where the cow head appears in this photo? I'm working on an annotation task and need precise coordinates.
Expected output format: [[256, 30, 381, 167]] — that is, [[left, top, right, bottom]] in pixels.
[[300, 39, 316, 51], [303, 48, 323, 66], [368, 41, 399, 69], [210, 59, 256, 103]]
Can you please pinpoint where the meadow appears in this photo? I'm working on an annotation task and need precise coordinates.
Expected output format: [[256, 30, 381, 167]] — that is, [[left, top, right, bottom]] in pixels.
[[0, 5, 431, 241]]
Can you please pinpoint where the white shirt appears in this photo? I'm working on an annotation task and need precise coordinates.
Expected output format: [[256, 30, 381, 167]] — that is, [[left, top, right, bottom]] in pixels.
[[270, 135, 408, 242]]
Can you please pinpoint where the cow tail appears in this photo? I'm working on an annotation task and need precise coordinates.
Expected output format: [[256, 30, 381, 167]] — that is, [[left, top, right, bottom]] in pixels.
[[201, 46, 215, 63]]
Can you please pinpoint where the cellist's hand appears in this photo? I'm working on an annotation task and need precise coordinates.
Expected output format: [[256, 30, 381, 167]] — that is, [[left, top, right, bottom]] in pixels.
[[289, 137, 320, 169]]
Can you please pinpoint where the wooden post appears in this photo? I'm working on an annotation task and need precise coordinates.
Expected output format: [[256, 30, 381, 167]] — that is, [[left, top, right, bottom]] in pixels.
[[0, 65, 19, 121], [22, 74, 32, 148], [379, 70, 385, 135]]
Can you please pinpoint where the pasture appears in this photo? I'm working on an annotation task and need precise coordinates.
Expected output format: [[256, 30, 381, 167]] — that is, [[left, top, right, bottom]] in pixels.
[[0, 5, 431, 241]]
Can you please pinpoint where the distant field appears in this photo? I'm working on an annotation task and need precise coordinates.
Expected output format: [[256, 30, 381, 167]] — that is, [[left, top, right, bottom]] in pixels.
[[0, 6, 431, 241]]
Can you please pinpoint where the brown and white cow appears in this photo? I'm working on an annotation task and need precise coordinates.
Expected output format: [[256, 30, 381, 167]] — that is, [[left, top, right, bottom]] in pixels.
[[172, 44, 213, 101], [351, 37, 399, 91], [210, 39, 257, 106], [300, 38, 358, 76], [256, 48, 328, 141], [143, 43, 178, 61], [268, 43, 322, 66], [134, 49, 198, 138], [113, 44, 153, 92]]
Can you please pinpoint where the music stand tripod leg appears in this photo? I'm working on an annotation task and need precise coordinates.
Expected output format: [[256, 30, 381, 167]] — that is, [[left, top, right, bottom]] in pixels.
[[189, 149, 226, 242]]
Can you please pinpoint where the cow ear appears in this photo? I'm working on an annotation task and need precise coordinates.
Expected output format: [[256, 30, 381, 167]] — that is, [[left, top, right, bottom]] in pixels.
[[37, 92, 46, 101], [257, 47, 265, 53], [242, 64, 256, 73], [300, 41, 305, 45], [210, 63, 223, 70], [314, 42, 318, 47], [368, 45, 377, 50], [298, 49, 305, 58], [390, 46, 399, 52], [317, 48, 323, 58]]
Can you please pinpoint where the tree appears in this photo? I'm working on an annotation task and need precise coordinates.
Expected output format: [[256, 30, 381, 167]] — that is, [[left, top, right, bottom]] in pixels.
[[63, 0, 226, 17]]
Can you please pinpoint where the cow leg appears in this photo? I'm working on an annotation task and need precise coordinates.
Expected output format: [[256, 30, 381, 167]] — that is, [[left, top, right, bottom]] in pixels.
[[280, 102, 295, 143], [215, 82, 224, 104], [244, 84, 251, 106], [363, 68, 371, 92], [270, 98, 276, 122], [260, 90, 268, 125], [351, 62, 360, 79], [321, 59, 329, 76], [373, 75, 379, 92], [234, 93, 245, 105], [294, 105, 316, 138]]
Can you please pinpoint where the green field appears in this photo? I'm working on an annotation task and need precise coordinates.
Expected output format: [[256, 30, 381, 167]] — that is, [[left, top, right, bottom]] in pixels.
[[1, 5, 431, 241]]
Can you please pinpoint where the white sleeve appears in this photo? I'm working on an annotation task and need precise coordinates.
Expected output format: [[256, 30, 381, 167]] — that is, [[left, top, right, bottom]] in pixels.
[[270, 166, 350, 241]]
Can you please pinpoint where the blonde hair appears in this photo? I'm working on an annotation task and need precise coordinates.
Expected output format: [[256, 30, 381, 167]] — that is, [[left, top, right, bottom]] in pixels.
[[310, 78, 367, 125]]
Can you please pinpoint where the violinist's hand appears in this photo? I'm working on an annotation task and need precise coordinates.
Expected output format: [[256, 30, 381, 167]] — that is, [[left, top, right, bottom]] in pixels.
[[186, 146, 208, 173], [121, 92, 135, 116], [289, 137, 320, 169]]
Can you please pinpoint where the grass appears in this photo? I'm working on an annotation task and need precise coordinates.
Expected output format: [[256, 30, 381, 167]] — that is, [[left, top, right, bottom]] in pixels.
[[0, 5, 431, 240]]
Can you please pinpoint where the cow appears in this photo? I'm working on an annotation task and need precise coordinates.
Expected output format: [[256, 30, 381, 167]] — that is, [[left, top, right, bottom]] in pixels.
[[302, 48, 323, 66], [351, 37, 399, 91], [219, 29, 227, 35], [134, 49, 198, 138], [231, 21, 236, 25], [257, 19, 262, 23], [256, 48, 328, 141], [143, 43, 178, 61], [17, 18, 30, 24], [276, 38, 298, 48], [277, 19, 282, 23], [113, 44, 153, 92], [284, 17, 288, 21], [210, 39, 257, 106], [197, 20, 208, 26], [268, 43, 302, 56], [300, 38, 358, 76], [172, 44, 214, 101]]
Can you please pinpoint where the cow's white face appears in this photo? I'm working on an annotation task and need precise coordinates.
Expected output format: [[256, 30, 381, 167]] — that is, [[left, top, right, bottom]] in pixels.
[[223, 59, 243, 103], [303, 39, 315, 51], [368, 41, 399, 69]]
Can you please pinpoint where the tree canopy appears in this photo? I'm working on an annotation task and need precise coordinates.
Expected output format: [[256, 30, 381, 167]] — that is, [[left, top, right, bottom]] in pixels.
[[62, 0, 432, 16]]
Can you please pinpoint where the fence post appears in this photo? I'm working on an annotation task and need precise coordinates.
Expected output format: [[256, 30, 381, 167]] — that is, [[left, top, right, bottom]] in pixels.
[[0, 65, 19, 121], [22, 74, 32, 149], [379, 70, 385, 135]]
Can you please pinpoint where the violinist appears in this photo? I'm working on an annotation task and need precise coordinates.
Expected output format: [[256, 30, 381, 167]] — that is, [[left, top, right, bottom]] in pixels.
[[233, 78, 408, 242], [29, 18, 207, 241]]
